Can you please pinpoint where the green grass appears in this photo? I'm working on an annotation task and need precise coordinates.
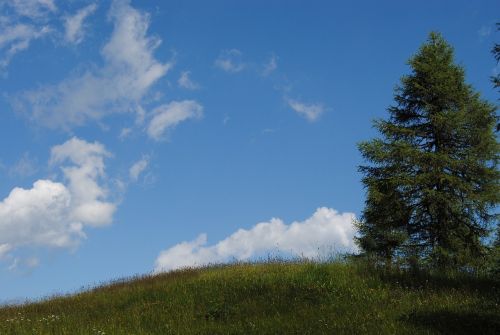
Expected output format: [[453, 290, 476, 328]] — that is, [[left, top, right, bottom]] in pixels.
[[0, 261, 498, 334]]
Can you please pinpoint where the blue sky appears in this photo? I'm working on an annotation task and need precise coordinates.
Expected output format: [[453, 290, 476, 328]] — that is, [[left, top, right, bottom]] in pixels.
[[0, 0, 498, 302]]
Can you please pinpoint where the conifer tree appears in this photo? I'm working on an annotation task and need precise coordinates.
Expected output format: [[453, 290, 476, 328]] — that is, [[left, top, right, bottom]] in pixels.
[[492, 23, 500, 92], [357, 32, 499, 269], [490, 23, 500, 273], [493, 23, 500, 133]]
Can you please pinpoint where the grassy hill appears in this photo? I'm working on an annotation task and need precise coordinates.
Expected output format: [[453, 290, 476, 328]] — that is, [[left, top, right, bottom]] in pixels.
[[0, 261, 498, 334]]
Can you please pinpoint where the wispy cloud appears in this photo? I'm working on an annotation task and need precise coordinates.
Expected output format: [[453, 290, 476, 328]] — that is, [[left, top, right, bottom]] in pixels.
[[214, 49, 246, 73], [0, 0, 58, 70], [129, 155, 150, 181], [262, 128, 277, 134], [7, 256, 39, 272], [178, 71, 199, 89], [119, 127, 132, 140], [63, 3, 97, 44], [478, 24, 492, 38], [261, 54, 277, 76], [155, 207, 357, 272], [0, 21, 51, 69], [287, 98, 325, 122], [147, 100, 203, 141], [0, 244, 12, 260], [0, 137, 117, 268], [9, 152, 38, 178], [13, 0, 172, 129], [6, 0, 57, 20]]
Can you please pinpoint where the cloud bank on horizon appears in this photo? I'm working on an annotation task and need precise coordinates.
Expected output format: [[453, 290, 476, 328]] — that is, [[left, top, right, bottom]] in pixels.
[[154, 208, 357, 273]]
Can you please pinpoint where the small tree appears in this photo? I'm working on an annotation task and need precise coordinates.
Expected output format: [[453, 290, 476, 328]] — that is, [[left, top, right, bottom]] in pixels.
[[357, 32, 499, 270]]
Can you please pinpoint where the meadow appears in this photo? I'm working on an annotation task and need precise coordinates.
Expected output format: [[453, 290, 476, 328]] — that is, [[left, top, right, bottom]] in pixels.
[[0, 260, 498, 334]]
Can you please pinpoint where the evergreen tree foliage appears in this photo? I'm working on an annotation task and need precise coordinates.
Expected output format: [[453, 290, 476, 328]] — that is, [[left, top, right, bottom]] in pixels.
[[492, 23, 500, 92], [357, 32, 499, 270], [490, 23, 500, 273]]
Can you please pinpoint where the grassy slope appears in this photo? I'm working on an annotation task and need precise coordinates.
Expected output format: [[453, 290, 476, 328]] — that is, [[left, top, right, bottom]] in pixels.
[[0, 262, 498, 335]]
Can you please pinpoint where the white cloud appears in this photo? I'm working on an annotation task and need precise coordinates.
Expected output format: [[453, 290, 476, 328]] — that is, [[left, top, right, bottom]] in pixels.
[[129, 155, 149, 181], [0, 137, 116, 267], [7, 0, 57, 19], [261, 54, 277, 76], [0, 179, 84, 250], [0, 21, 51, 68], [155, 207, 357, 273], [50, 137, 115, 227], [147, 100, 203, 141], [287, 98, 325, 122], [119, 127, 132, 140], [63, 3, 97, 44], [14, 0, 172, 129], [0, 0, 57, 69], [178, 71, 199, 89], [214, 49, 245, 73]]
